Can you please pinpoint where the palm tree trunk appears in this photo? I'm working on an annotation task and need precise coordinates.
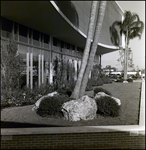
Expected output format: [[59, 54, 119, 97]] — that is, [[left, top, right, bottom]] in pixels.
[[70, 1, 98, 99], [123, 31, 128, 82], [79, 1, 107, 97]]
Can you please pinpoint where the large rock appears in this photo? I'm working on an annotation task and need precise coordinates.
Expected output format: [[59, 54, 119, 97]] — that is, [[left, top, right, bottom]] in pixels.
[[94, 92, 121, 106], [32, 91, 58, 111], [61, 95, 97, 121]]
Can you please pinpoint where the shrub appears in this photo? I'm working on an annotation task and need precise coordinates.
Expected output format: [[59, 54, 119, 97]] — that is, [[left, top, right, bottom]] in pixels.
[[94, 87, 112, 96], [86, 79, 93, 91], [116, 78, 123, 82], [1, 33, 25, 106], [95, 78, 104, 86], [95, 96, 120, 117], [36, 94, 70, 118], [101, 76, 112, 84], [57, 86, 72, 97], [127, 78, 133, 82]]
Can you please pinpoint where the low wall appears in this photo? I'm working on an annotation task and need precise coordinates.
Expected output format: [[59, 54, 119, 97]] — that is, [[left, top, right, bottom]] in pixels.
[[1, 132, 145, 149]]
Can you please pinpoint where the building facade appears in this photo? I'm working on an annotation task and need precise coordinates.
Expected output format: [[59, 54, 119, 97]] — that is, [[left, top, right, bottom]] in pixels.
[[1, 1, 123, 89]]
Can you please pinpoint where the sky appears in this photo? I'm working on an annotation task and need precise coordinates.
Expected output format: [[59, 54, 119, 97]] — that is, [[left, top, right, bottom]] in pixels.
[[101, 1, 145, 71]]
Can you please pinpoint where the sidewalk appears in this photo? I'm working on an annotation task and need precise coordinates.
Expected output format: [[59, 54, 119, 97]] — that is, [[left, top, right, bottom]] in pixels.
[[139, 80, 145, 127]]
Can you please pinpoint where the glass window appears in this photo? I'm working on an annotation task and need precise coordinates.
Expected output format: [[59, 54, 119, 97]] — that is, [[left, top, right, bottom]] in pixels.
[[44, 34, 50, 44], [1, 17, 13, 32], [19, 24, 28, 43], [33, 30, 39, 41], [61, 41, 64, 48], [67, 43, 70, 49], [1, 17, 13, 38], [19, 24, 27, 37], [14, 22, 17, 34], [44, 34, 50, 48], [53, 37, 58, 46], [71, 44, 75, 50], [33, 29, 40, 46], [19, 44, 28, 54], [29, 28, 32, 38]]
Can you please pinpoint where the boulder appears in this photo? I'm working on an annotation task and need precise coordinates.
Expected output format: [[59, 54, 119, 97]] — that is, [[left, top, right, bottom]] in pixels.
[[32, 91, 58, 111], [94, 92, 121, 106], [61, 95, 97, 121]]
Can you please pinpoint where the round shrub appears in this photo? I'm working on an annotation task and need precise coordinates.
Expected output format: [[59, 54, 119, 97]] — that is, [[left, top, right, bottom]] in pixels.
[[95, 96, 120, 117], [36, 94, 70, 118], [94, 87, 111, 97]]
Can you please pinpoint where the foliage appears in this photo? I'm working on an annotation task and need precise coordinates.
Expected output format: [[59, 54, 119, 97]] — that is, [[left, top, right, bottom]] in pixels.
[[1, 33, 25, 106], [86, 76, 112, 91], [110, 11, 144, 81], [53, 56, 76, 95], [94, 87, 111, 97], [86, 79, 94, 91], [117, 48, 134, 70], [91, 64, 102, 80], [1, 82, 57, 108], [127, 78, 133, 82], [85, 64, 112, 91], [110, 11, 144, 47], [36, 94, 70, 117], [95, 96, 120, 117], [53, 56, 75, 89], [57, 83, 73, 97], [100, 75, 112, 84]]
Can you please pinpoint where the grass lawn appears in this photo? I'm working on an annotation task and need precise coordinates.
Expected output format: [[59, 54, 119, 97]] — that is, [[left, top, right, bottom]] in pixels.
[[1, 82, 142, 127]]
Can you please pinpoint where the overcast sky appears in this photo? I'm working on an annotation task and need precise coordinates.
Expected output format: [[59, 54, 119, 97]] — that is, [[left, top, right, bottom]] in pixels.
[[101, 1, 145, 71]]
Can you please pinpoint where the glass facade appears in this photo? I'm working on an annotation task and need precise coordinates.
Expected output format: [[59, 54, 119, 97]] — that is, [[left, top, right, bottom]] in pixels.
[[1, 17, 98, 89]]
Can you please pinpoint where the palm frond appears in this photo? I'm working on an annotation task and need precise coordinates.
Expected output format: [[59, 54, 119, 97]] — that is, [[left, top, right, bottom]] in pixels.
[[129, 31, 141, 39], [131, 13, 140, 22], [109, 21, 122, 46], [129, 21, 144, 32]]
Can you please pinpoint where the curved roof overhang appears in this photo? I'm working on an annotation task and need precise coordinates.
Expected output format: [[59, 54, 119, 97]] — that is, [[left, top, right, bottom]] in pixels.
[[1, 1, 120, 55]]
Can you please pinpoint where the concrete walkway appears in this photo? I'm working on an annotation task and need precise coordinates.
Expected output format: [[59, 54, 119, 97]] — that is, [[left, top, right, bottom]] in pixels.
[[139, 80, 145, 127]]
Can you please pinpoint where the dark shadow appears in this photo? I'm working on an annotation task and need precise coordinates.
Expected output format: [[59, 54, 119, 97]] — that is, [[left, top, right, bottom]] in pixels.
[[54, 1, 79, 27], [1, 121, 68, 128]]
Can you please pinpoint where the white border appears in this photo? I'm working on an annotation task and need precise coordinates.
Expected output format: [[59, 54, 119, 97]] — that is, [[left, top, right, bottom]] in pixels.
[[1, 1, 145, 136]]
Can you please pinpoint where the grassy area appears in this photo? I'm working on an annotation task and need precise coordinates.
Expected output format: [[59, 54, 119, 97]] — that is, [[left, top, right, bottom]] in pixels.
[[83, 82, 142, 126], [1, 82, 142, 127]]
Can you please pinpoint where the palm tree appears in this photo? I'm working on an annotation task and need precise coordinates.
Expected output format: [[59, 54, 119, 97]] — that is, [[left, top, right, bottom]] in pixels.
[[110, 11, 144, 82], [79, 1, 107, 97], [70, 1, 98, 99]]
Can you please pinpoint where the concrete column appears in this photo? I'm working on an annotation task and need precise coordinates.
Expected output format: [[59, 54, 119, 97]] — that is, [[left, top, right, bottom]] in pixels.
[[74, 60, 77, 81], [30, 52, 33, 89], [26, 52, 29, 87], [38, 54, 41, 86]]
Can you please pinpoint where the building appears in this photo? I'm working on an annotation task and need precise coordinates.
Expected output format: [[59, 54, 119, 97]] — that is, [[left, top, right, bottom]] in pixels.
[[1, 1, 123, 89]]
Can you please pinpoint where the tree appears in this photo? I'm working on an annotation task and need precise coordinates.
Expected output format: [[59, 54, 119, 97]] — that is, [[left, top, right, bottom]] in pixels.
[[117, 47, 134, 70], [1, 33, 24, 102], [71, 1, 107, 99], [70, 1, 98, 99], [79, 1, 107, 97], [110, 11, 144, 81]]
